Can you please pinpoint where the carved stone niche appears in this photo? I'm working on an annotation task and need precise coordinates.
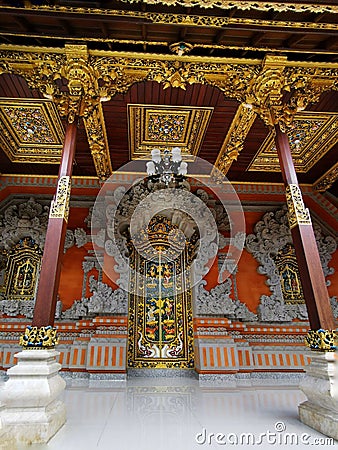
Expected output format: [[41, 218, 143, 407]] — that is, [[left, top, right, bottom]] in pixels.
[[0, 196, 90, 318], [0, 236, 63, 319], [246, 206, 337, 322]]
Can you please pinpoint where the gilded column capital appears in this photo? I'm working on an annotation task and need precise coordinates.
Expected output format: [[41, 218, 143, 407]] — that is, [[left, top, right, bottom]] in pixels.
[[305, 329, 337, 352], [19, 325, 59, 349], [240, 55, 338, 130]]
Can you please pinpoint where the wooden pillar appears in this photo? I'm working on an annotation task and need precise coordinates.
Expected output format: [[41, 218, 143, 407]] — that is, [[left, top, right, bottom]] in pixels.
[[32, 120, 78, 328], [274, 123, 335, 331]]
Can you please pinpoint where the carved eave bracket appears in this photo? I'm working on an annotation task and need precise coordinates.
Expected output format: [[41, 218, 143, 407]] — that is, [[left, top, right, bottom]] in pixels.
[[0, 44, 113, 181], [313, 161, 338, 193], [82, 102, 112, 181], [1, 46, 338, 177], [231, 55, 338, 131], [214, 104, 256, 176]]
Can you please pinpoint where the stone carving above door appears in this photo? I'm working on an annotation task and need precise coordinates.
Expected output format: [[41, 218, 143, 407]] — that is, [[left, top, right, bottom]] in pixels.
[[0, 197, 49, 252]]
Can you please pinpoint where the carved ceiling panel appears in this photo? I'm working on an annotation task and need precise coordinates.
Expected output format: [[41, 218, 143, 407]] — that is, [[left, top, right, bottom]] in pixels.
[[248, 112, 338, 173], [128, 104, 213, 160], [0, 98, 64, 163], [0, 98, 64, 164]]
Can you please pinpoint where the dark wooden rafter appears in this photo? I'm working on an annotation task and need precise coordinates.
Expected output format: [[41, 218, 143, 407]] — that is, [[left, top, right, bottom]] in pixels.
[[284, 33, 307, 48], [269, 11, 280, 20], [213, 9, 237, 44], [14, 15, 34, 32], [142, 23, 148, 50], [209, 7, 237, 54], [321, 36, 338, 50], [241, 31, 266, 56], [313, 12, 327, 23], [178, 7, 191, 41], [101, 21, 113, 50], [58, 18, 74, 35]]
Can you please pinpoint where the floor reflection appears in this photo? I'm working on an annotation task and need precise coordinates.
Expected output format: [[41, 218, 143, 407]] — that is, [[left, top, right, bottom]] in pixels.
[[10, 375, 335, 450]]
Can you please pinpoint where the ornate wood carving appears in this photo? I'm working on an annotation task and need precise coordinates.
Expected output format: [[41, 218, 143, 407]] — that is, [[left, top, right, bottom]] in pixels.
[[1, 45, 338, 143]]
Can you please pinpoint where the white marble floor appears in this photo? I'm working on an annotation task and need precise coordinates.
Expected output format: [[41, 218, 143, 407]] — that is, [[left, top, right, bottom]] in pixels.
[[5, 375, 338, 450]]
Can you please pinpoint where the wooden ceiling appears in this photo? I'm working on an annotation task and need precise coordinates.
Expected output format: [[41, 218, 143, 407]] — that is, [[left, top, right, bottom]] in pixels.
[[0, 0, 337, 197], [1, 0, 338, 61]]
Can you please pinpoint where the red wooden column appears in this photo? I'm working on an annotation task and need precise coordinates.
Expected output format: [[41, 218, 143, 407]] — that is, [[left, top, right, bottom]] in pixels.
[[274, 123, 335, 331], [32, 120, 78, 328]]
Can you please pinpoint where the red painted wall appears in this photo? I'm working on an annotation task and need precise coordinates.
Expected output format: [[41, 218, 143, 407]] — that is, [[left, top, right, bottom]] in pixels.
[[1, 179, 336, 315]]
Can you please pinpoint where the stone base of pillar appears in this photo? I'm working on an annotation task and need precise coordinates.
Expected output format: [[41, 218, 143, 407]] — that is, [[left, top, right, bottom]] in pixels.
[[0, 349, 66, 445], [0, 400, 15, 449], [298, 351, 338, 441]]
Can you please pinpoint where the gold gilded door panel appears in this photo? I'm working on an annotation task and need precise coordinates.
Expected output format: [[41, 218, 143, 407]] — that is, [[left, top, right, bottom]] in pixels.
[[127, 216, 194, 369]]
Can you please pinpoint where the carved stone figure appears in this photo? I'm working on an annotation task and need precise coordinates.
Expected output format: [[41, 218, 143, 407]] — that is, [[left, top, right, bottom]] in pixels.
[[0, 197, 49, 251]]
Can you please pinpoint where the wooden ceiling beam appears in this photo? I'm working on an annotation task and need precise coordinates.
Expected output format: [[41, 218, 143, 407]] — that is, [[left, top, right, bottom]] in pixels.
[[284, 33, 306, 48], [179, 27, 187, 40], [141, 24, 147, 40], [322, 36, 338, 50], [101, 22, 113, 50], [58, 19, 74, 36], [101, 21, 109, 37], [313, 12, 327, 23], [229, 7, 237, 18], [15, 16, 35, 33], [210, 3, 235, 50], [241, 32, 265, 56], [141, 23, 148, 50], [249, 31, 266, 47], [269, 11, 280, 20], [213, 29, 227, 44]]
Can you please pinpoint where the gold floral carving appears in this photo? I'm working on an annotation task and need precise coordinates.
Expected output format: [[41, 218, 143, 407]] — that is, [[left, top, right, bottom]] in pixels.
[[0, 45, 112, 180], [49, 175, 71, 222], [1, 45, 338, 142], [313, 161, 338, 193], [214, 104, 256, 175], [305, 329, 338, 352], [128, 104, 213, 159], [82, 103, 112, 180], [19, 325, 58, 349], [249, 113, 338, 173], [120, 0, 337, 13], [24, 2, 338, 14], [0, 98, 64, 163], [285, 184, 312, 230]]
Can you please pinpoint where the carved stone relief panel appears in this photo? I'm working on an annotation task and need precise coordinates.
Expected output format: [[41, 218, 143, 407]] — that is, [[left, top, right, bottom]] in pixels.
[[246, 206, 337, 321], [0, 196, 91, 318]]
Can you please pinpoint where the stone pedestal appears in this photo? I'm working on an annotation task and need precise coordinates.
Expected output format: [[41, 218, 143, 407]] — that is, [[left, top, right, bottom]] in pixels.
[[0, 349, 66, 445], [299, 351, 338, 440]]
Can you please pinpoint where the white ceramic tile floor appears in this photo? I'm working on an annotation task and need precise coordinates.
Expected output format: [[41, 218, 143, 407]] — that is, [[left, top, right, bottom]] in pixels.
[[5, 376, 338, 450]]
